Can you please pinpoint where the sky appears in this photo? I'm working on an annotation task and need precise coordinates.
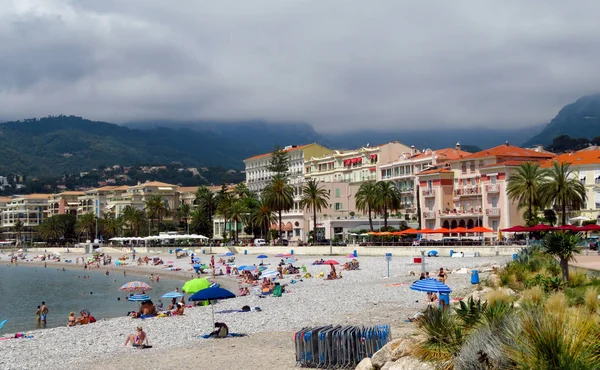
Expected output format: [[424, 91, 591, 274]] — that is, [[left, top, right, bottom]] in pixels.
[[1, 0, 599, 132]]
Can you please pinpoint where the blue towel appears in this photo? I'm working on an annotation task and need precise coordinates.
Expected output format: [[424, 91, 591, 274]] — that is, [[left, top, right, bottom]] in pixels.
[[199, 333, 247, 339]]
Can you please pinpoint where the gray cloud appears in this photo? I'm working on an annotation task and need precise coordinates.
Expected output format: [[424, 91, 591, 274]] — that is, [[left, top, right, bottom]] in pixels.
[[0, 0, 599, 131]]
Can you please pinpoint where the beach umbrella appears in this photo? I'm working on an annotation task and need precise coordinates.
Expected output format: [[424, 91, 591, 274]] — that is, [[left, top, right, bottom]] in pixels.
[[501, 225, 527, 232], [181, 278, 211, 294], [346, 254, 357, 258], [219, 252, 234, 257], [192, 257, 201, 262], [188, 287, 236, 326], [554, 225, 579, 231], [239, 265, 256, 271], [323, 260, 339, 265], [128, 294, 151, 302], [469, 226, 494, 233], [161, 291, 184, 299], [119, 281, 152, 293], [257, 254, 268, 259], [410, 278, 452, 294]]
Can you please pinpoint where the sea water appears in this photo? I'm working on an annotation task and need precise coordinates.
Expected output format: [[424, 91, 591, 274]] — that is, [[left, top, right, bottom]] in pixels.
[[0, 264, 183, 334]]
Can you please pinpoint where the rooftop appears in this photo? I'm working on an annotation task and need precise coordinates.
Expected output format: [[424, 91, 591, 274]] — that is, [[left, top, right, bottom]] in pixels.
[[540, 149, 600, 168], [418, 168, 453, 175], [412, 147, 471, 161], [465, 143, 555, 160], [245, 144, 310, 161], [481, 160, 530, 169]]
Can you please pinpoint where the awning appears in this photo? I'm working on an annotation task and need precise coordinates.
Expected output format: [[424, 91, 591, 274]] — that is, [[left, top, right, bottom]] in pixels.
[[369, 168, 376, 172]]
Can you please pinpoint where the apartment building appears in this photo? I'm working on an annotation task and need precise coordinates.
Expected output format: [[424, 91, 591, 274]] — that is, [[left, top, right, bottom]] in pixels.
[[379, 144, 471, 213], [540, 149, 600, 222], [418, 142, 554, 234], [0, 194, 51, 240], [244, 143, 332, 194], [47, 191, 85, 217]]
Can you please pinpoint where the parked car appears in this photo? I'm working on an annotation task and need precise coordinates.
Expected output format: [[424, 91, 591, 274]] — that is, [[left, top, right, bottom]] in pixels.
[[280, 239, 289, 246], [254, 238, 266, 246]]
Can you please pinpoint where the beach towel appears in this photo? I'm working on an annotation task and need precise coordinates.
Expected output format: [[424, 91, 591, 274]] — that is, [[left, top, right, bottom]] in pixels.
[[272, 285, 282, 297], [198, 333, 247, 339]]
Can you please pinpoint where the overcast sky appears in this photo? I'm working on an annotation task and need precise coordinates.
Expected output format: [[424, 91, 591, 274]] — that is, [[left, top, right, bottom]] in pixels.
[[1, 0, 599, 132]]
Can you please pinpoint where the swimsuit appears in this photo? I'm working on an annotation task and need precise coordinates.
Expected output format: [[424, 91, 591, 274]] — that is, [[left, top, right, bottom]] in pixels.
[[41, 314, 47, 321]]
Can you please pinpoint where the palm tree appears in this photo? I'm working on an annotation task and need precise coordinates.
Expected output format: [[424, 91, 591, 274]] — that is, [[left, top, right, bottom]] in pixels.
[[543, 231, 582, 281], [539, 162, 587, 226], [196, 187, 217, 238], [263, 174, 294, 241], [175, 203, 192, 234], [299, 179, 330, 242], [228, 199, 248, 242], [102, 214, 123, 239], [38, 217, 61, 241], [145, 195, 170, 234], [13, 219, 24, 246], [376, 181, 401, 230], [507, 162, 547, 226], [355, 182, 379, 231], [216, 192, 234, 239], [122, 206, 146, 237], [234, 182, 251, 199], [252, 200, 277, 239], [76, 213, 96, 241]]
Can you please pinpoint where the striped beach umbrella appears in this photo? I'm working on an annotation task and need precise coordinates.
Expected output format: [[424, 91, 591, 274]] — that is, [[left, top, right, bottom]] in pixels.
[[161, 291, 184, 299], [410, 278, 452, 293], [128, 294, 151, 302], [119, 281, 153, 293]]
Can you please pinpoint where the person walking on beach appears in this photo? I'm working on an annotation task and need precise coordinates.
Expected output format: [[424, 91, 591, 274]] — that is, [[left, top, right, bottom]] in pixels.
[[35, 306, 41, 328], [156, 274, 159, 283], [41, 301, 49, 328]]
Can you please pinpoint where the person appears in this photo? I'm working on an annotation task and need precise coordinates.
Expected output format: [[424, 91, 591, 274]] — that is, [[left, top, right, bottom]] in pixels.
[[425, 272, 430, 279], [210, 322, 229, 338], [419, 272, 426, 280], [427, 292, 438, 306], [173, 302, 185, 315], [76, 310, 89, 325], [35, 306, 41, 328], [156, 274, 160, 283], [438, 268, 447, 283], [156, 300, 164, 311], [67, 312, 76, 327], [105, 270, 109, 276], [123, 326, 149, 348], [41, 301, 49, 328], [407, 312, 424, 322]]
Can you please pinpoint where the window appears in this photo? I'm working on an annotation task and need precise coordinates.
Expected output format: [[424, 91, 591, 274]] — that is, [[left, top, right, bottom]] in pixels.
[[492, 220, 498, 232], [490, 175, 497, 184], [491, 196, 498, 208], [335, 188, 340, 198], [427, 180, 433, 190], [335, 202, 342, 211], [595, 192, 600, 209]]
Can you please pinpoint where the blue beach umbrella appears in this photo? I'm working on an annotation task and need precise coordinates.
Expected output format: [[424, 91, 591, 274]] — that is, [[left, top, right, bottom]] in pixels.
[[162, 291, 184, 299], [192, 258, 201, 262], [128, 294, 151, 302], [240, 265, 255, 271], [410, 278, 452, 294], [188, 287, 236, 326], [257, 254, 268, 259]]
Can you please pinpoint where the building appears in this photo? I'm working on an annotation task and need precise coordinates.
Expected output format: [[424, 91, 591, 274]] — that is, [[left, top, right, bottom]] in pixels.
[[47, 191, 85, 217], [418, 142, 554, 234], [540, 149, 600, 222], [0, 194, 51, 240], [244, 143, 333, 194], [379, 144, 471, 213]]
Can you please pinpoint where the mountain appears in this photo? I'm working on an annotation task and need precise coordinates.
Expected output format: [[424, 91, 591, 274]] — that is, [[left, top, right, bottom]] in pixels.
[[523, 94, 600, 147]]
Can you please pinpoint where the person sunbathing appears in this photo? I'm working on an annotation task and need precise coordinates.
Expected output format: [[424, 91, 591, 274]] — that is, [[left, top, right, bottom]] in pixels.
[[172, 302, 185, 315], [210, 322, 229, 338], [67, 312, 76, 327], [123, 326, 149, 348]]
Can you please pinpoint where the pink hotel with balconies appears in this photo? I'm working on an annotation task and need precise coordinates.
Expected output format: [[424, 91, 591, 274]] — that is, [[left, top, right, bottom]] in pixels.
[[418, 142, 554, 235]]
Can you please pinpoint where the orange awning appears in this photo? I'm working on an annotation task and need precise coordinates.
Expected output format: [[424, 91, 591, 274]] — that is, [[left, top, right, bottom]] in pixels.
[[450, 227, 469, 233], [431, 227, 450, 234], [469, 226, 494, 233], [419, 228, 435, 234], [400, 228, 419, 234]]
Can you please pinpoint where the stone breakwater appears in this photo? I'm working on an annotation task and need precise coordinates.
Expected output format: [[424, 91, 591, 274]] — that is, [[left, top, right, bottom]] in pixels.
[[0, 255, 509, 370]]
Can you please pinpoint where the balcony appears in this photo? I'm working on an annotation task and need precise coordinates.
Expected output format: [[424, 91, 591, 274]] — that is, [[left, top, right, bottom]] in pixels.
[[422, 189, 435, 197], [439, 209, 483, 218], [485, 184, 499, 193], [400, 188, 414, 194], [486, 208, 501, 216], [453, 187, 481, 197], [423, 211, 436, 219]]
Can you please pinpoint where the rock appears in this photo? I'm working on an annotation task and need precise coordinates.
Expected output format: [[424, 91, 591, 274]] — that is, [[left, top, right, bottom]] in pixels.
[[488, 274, 501, 287], [468, 287, 493, 302], [388, 357, 435, 370], [381, 361, 396, 370], [454, 267, 470, 274], [480, 267, 493, 273], [500, 287, 516, 296], [371, 342, 393, 369], [356, 357, 373, 370], [391, 338, 416, 361]]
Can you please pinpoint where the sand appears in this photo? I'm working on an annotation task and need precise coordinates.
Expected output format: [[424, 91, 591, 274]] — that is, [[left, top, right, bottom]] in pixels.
[[0, 250, 509, 369]]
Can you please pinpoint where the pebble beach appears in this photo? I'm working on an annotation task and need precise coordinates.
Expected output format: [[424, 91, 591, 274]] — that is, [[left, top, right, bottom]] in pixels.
[[0, 251, 510, 369]]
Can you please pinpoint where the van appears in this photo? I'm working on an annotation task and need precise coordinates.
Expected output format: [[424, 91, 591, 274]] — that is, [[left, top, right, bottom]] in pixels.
[[254, 239, 266, 246]]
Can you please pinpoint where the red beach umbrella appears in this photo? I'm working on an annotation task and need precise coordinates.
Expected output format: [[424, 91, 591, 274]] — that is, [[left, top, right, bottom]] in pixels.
[[323, 260, 339, 265]]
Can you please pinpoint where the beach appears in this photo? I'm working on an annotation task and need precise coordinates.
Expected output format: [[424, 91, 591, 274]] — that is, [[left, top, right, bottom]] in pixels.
[[0, 250, 509, 369]]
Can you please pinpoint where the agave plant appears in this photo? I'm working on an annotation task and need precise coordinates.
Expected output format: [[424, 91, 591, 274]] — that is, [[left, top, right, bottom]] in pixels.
[[413, 307, 464, 369], [455, 297, 487, 330]]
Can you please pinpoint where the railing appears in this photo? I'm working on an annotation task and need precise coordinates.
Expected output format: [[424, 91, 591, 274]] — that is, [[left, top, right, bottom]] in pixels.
[[400, 188, 414, 193], [422, 189, 435, 197], [485, 184, 499, 192], [454, 187, 481, 196], [486, 208, 501, 216], [423, 211, 436, 219], [439, 209, 483, 217]]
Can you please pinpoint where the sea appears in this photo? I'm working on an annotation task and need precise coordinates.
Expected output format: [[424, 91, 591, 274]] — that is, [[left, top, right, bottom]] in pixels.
[[0, 263, 183, 334]]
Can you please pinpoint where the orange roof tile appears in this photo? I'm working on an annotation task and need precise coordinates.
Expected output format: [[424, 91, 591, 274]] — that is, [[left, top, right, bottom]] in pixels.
[[58, 191, 85, 196], [134, 181, 177, 188], [412, 148, 471, 161], [465, 143, 554, 160], [418, 168, 453, 175], [540, 150, 600, 168], [87, 186, 118, 193], [0, 197, 13, 203], [245, 144, 310, 161], [24, 194, 52, 200]]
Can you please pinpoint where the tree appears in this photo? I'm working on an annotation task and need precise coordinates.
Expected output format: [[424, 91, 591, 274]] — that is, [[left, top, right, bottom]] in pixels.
[[234, 182, 251, 199], [189, 208, 211, 236], [196, 186, 217, 238], [13, 219, 23, 246], [37, 214, 77, 241], [299, 179, 330, 242], [144, 195, 170, 234], [267, 146, 290, 178], [543, 209, 558, 226], [252, 199, 276, 240], [376, 181, 401, 230], [102, 214, 123, 239], [355, 182, 378, 231], [175, 203, 192, 234], [228, 199, 248, 242], [122, 206, 146, 237], [507, 162, 547, 226], [543, 231, 581, 281], [216, 191, 234, 239], [263, 174, 294, 240], [539, 162, 587, 225], [76, 213, 96, 241]]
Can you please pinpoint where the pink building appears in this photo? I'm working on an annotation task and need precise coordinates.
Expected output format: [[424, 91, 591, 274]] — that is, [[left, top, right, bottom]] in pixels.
[[418, 142, 554, 235]]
